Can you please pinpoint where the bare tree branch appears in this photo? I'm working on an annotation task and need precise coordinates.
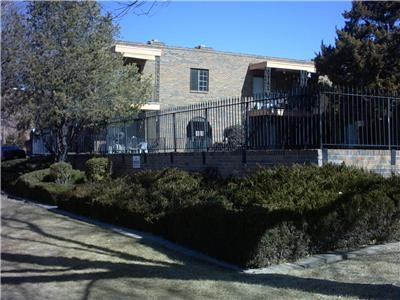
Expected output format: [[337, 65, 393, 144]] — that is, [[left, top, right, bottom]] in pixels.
[[105, 1, 169, 20]]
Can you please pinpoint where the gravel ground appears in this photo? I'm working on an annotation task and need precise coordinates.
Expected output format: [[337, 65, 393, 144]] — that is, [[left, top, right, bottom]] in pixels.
[[1, 195, 399, 300]]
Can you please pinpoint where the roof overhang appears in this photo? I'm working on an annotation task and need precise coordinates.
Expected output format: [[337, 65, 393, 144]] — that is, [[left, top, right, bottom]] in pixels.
[[113, 44, 162, 61], [249, 60, 316, 73], [140, 103, 160, 111], [130, 103, 161, 111]]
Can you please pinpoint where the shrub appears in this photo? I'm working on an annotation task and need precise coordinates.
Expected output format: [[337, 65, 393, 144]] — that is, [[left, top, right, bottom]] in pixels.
[[226, 163, 383, 213], [14, 169, 73, 204], [18, 168, 49, 185], [156, 165, 399, 267], [58, 184, 96, 215], [1, 156, 53, 193], [146, 168, 202, 211], [13, 166, 85, 205], [247, 222, 310, 268], [223, 124, 244, 149], [49, 162, 73, 184], [157, 202, 243, 263], [201, 167, 223, 185], [129, 168, 203, 220], [17, 162, 399, 269], [85, 157, 111, 182], [307, 184, 400, 252]]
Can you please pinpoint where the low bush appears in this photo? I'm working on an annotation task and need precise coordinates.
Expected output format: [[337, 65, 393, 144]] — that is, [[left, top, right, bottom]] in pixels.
[[77, 169, 205, 226], [14, 167, 85, 204], [307, 178, 400, 252], [58, 184, 96, 216], [49, 162, 74, 184], [14, 169, 72, 204], [1, 156, 53, 193], [85, 157, 111, 182], [247, 221, 310, 268], [156, 165, 399, 267], [226, 164, 382, 212], [128, 169, 204, 220]]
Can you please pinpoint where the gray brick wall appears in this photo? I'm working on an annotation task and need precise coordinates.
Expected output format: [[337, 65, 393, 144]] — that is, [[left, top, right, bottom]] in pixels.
[[157, 47, 267, 108], [319, 149, 400, 177], [134, 43, 314, 109], [69, 150, 319, 178], [69, 149, 399, 178]]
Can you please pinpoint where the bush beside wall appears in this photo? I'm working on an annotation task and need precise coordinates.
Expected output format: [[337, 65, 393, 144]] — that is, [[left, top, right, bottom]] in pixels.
[[85, 157, 111, 182]]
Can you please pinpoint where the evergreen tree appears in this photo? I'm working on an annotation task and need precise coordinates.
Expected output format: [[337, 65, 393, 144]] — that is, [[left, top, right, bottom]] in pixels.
[[315, 1, 400, 90], [1, 1, 151, 161]]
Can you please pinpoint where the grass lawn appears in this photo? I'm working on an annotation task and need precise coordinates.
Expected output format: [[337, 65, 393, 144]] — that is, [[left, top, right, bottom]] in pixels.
[[1, 195, 399, 300]]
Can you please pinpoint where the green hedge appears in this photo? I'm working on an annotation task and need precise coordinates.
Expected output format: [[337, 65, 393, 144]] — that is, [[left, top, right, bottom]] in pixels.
[[13, 164, 400, 268], [85, 157, 111, 182], [1, 156, 53, 194], [60, 169, 204, 226], [14, 167, 85, 205], [226, 164, 384, 212], [49, 162, 75, 184]]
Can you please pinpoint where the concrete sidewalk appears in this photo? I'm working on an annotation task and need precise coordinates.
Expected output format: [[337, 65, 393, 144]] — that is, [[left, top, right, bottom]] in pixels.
[[2, 195, 400, 299]]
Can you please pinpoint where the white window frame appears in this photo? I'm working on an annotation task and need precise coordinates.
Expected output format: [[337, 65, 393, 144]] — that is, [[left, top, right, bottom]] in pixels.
[[190, 68, 209, 92]]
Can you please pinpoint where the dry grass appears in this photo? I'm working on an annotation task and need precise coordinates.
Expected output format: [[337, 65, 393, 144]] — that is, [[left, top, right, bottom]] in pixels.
[[1, 195, 399, 300]]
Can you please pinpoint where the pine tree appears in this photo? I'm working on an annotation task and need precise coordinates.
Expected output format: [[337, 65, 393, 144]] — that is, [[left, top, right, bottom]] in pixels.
[[315, 1, 400, 90], [1, 1, 151, 161]]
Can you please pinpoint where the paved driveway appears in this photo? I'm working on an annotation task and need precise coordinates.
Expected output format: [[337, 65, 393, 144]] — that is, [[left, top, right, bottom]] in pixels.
[[1, 195, 400, 300]]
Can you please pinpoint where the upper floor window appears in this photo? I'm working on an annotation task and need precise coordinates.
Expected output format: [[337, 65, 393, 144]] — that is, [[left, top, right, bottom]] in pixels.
[[190, 68, 209, 92]]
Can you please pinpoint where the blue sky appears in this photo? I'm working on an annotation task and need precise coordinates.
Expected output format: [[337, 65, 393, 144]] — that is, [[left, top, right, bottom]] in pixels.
[[101, 1, 352, 61]]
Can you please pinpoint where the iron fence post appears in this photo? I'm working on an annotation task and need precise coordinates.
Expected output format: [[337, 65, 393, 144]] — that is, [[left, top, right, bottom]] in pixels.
[[388, 97, 391, 150], [319, 88, 323, 150], [204, 107, 209, 151], [244, 98, 249, 149], [124, 120, 127, 153], [145, 115, 149, 146], [173, 113, 177, 152]]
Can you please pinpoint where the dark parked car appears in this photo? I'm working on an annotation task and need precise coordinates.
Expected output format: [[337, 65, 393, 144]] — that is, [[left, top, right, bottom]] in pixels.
[[1, 145, 26, 161]]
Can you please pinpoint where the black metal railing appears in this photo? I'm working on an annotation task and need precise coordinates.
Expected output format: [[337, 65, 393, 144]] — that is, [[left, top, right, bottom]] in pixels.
[[320, 88, 399, 149], [32, 87, 400, 155]]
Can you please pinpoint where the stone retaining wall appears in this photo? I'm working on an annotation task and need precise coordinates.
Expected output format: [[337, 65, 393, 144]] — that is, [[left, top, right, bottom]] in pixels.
[[319, 149, 399, 177], [69, 149, 399, 178]]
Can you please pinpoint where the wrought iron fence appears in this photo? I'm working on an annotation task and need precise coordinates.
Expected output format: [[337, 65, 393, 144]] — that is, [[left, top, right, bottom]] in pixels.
[[320, 88, 399, 149], [32, 87, 400, 155]]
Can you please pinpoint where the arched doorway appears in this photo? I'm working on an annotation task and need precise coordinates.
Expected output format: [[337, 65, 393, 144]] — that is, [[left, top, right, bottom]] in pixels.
[[186, 117, 212, 151]]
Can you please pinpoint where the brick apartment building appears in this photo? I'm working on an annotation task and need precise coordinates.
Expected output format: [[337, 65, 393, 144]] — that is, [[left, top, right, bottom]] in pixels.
[[31, 40, 317, 155], [113, 40, 316, 110]]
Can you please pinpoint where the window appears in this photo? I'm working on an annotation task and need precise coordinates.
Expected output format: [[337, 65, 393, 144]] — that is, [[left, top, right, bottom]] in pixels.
[[190, 68, 209, 92]]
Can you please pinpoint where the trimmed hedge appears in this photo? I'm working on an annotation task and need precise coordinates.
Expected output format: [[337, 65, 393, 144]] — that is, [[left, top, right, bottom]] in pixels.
[[226, 164, 384, 212], [85, 157, 111, 182], [11, 164, 400, 268], [60, 169, 204, 226], [49, 162, 74, 184], [1, 156, 53, 194], [14, 168, 85, 205]]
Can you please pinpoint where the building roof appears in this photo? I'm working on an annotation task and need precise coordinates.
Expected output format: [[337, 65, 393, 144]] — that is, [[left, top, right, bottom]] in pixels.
[[114, 40, 315, 72]]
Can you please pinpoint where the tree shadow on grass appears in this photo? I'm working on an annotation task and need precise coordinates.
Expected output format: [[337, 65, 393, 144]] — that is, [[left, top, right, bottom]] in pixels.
[[2, 251, 400, 300], [1, 215, 166, 266], [2, 199, 400, 300]]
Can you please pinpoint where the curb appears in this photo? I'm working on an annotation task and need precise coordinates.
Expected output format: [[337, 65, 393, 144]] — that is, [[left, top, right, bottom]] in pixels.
[[244, 242, 400, 275]]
